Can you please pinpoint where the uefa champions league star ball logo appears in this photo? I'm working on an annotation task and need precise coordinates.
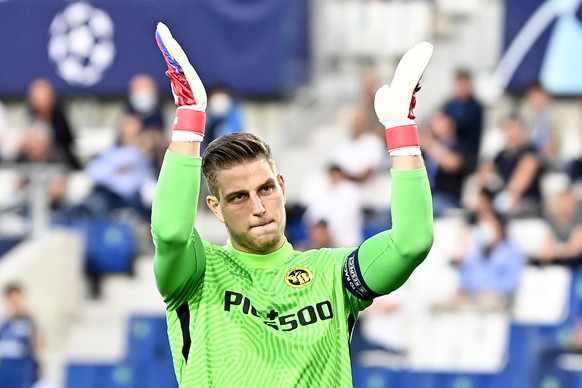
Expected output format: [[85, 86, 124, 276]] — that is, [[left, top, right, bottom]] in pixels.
[[48, 2, 115, 87]]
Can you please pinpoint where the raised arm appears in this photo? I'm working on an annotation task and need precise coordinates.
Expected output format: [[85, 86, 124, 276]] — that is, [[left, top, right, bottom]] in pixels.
[[151, 23, 208, 308], [343, 43, 434, 305]]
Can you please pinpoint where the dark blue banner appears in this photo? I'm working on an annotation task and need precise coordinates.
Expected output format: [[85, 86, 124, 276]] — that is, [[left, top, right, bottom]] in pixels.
[[502, 0, 582, 95], [0, 0, 310, 97]]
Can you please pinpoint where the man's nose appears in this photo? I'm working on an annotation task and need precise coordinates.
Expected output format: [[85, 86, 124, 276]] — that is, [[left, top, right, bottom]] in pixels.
[[251, 194, 266, 216]]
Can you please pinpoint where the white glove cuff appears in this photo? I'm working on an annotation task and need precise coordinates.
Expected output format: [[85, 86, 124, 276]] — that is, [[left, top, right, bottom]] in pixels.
[[177, 104, 207, 112], [389, 147, 422, 157], [171, 131, 204, 143]]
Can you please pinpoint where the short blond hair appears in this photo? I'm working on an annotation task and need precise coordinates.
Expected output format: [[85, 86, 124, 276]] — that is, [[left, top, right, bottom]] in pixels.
[[202, 133, 276, 197]]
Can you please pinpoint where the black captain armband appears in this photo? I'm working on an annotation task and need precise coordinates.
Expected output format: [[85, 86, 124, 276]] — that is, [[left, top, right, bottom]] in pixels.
[[343, 249, 380, 301]]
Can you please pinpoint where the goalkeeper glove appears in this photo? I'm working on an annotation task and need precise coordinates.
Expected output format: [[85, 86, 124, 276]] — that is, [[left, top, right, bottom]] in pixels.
[[374, 42, 433, 156], [155, 22, 207, 142]]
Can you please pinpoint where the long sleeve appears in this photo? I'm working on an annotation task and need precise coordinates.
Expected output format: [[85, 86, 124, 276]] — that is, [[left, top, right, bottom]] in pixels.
[[152, 150, 206, 310], [354, 168, 434, 297], [86, 147, 149, 198], [494, 242, 524, 295]]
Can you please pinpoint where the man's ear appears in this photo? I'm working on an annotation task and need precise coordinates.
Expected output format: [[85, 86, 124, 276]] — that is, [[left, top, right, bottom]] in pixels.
[[277, 173, 286, 200], [206, 195, 225, 223]]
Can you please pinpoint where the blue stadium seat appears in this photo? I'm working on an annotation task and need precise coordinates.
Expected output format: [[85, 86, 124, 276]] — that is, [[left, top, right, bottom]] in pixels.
[[533, 347, 582, 388], [83, 218, 136, 275], [66, 363, 132, 388], [430, 373, 489, 388], [0, 358, 37, 388], [126, 315, 177, 388], [353, 366, 414, 388]]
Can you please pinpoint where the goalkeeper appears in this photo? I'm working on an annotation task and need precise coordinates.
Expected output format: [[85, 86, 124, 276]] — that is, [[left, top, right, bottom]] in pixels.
[[152, 22, 434, 388]]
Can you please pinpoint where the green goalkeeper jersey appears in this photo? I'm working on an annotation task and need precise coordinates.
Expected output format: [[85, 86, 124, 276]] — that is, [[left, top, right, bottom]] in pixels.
[[152, 151, 433, 388]]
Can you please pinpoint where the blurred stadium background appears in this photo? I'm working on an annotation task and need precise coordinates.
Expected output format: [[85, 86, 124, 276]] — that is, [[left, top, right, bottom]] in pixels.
[[1, 0, 582, 387]]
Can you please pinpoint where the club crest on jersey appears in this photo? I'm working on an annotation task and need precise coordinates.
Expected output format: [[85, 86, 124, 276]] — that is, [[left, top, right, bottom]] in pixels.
[[285, 266, 313, 288]]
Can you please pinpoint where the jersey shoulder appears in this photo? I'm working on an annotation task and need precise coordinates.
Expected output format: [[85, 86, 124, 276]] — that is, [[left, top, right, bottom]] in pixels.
[[296, 247, 355, 264], [290, 247, 355, 277]]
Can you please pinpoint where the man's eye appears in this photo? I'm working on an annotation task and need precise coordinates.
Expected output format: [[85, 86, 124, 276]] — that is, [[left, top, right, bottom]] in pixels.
[[232, 194, 246, 202], [261, 185, 274, 194]]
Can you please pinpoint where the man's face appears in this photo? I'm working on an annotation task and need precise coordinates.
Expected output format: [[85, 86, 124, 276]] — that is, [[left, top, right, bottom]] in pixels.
[[503, 119, 525, 149], [430, 112, 455, 140], [207, 159, 287, 254], [527, 89, 549, 112], [454, 77, 472, 100], [6, 290, 24, 316]]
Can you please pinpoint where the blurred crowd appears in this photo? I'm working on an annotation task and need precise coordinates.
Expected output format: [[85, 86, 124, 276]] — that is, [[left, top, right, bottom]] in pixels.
[[1, 69, 582, 385], [292, 70, 581, 263], [284, 69, 582, 364], [0, 74, 246, 226], [0, 73, 247, 386], [0, 74, 245, 293]]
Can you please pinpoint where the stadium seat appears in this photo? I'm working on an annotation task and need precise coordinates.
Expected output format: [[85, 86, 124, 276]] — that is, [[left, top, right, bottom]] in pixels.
[[66, 363, 132, 388], [507, 218, 550, 258], [512, 265, 571, 325], [491, 324, 538, 388], [533, 348, 582, 388], [126, 315, 176, 388], [82, 217, 136, 276], [431, 373, 489, 388]]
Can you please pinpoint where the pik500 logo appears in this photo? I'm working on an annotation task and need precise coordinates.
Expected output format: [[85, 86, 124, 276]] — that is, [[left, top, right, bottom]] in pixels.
[[224, 291, 333, 332]]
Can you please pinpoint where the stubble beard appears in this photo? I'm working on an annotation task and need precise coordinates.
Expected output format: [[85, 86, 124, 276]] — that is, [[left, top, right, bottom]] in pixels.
[[227, 215, 287, 254]]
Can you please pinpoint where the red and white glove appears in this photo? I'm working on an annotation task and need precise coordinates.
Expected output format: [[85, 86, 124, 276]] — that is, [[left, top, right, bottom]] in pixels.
[[374, 42, 433, 156], [155, 22, 207, 142]]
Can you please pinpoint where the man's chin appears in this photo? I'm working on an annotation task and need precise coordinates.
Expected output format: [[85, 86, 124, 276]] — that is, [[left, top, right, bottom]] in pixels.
[[246, 232, 284, 253], [229, 222, 286, 254]]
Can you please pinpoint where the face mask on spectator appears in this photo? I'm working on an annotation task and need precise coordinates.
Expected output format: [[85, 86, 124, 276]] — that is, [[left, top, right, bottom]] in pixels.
[[130, 91, 157, 113], [474, 223, 496, 248], [208, 93, 232, 118]]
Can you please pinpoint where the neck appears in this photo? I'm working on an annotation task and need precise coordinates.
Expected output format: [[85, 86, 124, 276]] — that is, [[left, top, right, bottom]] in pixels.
[[227, 239, 293, 269]]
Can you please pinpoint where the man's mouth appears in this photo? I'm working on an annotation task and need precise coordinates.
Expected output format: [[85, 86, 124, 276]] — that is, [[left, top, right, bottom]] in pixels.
[[251, 220, 273, 228]]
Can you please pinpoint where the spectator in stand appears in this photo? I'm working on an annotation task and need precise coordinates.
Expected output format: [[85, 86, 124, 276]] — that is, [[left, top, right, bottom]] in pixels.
[[443, 69, 483, 172], [125, 74, 169, 183], [304, 165, 363, 247], [522, 82, 561, 166], [15, 125, 70, 215], [359, 72, 384, 137], [489, 115, 543, 218], [305, 220, 333, 250], [331, 106, 385, 185], [464, 186, 496, 224], [203, 84, 244, 150], [423, 110, 468, 216], [73, 115, 155, 220], [16, 126, 70, 167], [0, 283, 39, 388], [537, 188, 582, 265], [438, 210, 524, 311], [125, 74, 165, 132], [24, 78, 80, 170]]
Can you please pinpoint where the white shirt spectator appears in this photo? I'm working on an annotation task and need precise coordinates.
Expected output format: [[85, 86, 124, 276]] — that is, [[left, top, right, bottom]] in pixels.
[[331, 132, 385, 180], [304, 166, 363, 247]]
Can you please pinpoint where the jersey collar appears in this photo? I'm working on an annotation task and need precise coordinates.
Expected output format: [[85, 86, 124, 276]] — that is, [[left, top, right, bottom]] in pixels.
[[226, 239, 294, 269]]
